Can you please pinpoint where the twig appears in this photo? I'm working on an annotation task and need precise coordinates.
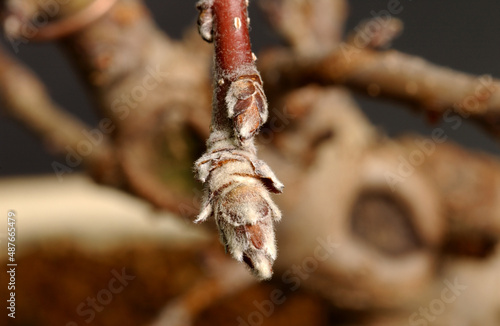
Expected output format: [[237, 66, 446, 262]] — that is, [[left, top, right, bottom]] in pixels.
[[0, 46, 117, 183], [346, 17, 403, 50], [258, 0, 348, 56], [2, 0, 119, 41], [194, 0, 283, 280], [12, 0, 214, 215], [260, 46, 500, 139]]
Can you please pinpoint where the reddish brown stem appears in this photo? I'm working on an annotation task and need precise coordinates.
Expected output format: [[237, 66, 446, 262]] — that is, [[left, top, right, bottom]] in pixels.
[[195, 0, 282, 279], [212, 0, 257, 131], [213, 0, 253, 74]]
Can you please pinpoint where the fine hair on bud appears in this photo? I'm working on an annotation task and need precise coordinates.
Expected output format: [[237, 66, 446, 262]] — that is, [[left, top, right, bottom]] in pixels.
[[194, 132, 283, 279]]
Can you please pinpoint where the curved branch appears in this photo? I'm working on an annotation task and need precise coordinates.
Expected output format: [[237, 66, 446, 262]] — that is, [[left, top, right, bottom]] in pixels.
[[2, 0, 119, 41], [260, 46, 500, 139], [0, 46, 117, 183], [258, 0, 348, 56]]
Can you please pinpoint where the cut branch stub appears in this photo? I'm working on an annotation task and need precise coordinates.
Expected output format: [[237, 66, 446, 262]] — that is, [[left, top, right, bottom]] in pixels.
[[194, 0, 283, 280]]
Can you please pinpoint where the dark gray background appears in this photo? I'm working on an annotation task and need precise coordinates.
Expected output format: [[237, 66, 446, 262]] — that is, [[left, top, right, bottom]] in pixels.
[[1, 0, 499, 176]]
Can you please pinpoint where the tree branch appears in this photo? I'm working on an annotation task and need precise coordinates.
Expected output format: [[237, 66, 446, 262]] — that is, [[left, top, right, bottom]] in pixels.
[[1, 0, 211, 215], [210, 0, 254, 133], [260, 46, 500, 139], [194, 0, 284, 280], [258, 0, 348, 56], [0, 46, 117, 183], [2, 0, 119, 41], [150, 253, 255, 326]]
